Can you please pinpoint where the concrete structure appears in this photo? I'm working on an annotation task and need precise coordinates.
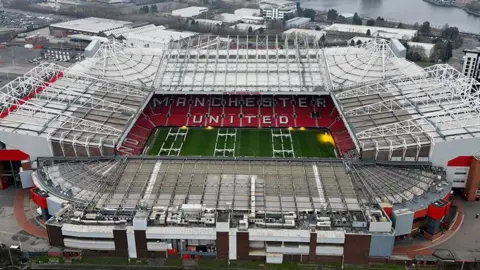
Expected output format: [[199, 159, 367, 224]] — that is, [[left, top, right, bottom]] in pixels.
[[282, 29, 325, 41], [234, 8, 260, 17], [390, 39, 406, 58], [462, 47, 480, 81], [408, 42, 436, 58], [49, 17, 130, 36], [325, 24, 418, 40], [172, 6, 208, 18], [285, 17, 311, 29], [84, 40, 101, 58], [259, 0, 296, 20]]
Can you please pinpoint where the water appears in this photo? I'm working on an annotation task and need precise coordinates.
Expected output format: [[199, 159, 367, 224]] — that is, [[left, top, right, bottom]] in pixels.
[[301, 0, 480, 34]]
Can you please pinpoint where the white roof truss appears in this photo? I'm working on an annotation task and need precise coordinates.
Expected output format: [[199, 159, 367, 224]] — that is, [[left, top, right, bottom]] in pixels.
[[1, 97, 123, 137], [356, 101, 480, 140]]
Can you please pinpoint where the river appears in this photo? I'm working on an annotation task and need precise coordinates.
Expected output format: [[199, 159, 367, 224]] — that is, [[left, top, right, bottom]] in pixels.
[[301, 0, 480, 34]]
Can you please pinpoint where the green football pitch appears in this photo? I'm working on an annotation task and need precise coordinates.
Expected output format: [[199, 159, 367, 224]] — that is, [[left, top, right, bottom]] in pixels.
[[144, 127, 336, 158]]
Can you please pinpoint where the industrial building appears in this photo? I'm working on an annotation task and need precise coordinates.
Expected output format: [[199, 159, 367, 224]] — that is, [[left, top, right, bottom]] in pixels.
[[49, 17, 131, 36], [285, 17, 311, 29], [462, 47, 480, 81], [407, 42, 436, 59], [0, 36, 478, 264], [324, 24, 418, 40], [282, 29, 325, 41], [171, 6, 208, 18]]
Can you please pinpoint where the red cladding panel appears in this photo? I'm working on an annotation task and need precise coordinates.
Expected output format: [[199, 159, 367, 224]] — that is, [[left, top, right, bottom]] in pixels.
[[0, 150, 29, 161], [30, 188, 48, 209], [382, 206, 393, 218], [427, 200, 449, 221], [448, 156, 473, 167], [167, 249, 178, 255], [414, 207, 428, 220]]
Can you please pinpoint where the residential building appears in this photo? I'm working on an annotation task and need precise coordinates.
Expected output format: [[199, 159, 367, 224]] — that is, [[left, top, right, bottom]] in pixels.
[[462, 48, 480, 81]]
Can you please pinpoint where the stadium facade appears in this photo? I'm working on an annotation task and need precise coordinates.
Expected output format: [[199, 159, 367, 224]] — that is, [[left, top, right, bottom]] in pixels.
[[1, 36, 479, 263]]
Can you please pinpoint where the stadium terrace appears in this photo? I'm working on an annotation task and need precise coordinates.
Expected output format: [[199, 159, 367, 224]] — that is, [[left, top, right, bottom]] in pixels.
[[0, 35, 478, 264]]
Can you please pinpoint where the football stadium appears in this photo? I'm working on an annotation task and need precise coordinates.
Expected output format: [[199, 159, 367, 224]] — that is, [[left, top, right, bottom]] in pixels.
[[1, 35, 479, 264]]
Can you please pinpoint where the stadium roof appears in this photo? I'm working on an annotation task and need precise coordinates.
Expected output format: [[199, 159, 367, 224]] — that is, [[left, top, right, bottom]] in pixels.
[[34, 157, 446, 220], [325, 40, 423, 88], [68, 42, 162, 87], [3, 36, 478, 160], [67, 37, 419, 94], [0, 63, 151, 153], [334, 64, 480, 159]]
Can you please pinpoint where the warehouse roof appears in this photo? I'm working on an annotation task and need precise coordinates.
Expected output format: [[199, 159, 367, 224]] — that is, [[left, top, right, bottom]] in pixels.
[[50, 17, 130, 34], [325, 24, 418, 40], [103, 24, 159, 38], [172, 6, 208, 18], [216, 13, 242, 23]]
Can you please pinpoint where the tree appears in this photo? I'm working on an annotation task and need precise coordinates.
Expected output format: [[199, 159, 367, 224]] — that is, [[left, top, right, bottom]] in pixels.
[[350, 39, 355, 46], [248, 26, 253, 33], [442, 23, 449, 31], [315, 25, 321, 30], [150, 4, 158, 13], [356, 40, 362, 45], [296, 1, 302, 15], [336, 15, 346, 23], [446, 41, 453, 59], [420, 21, 431, 35], [327, 9, 338, 21], [366, 29, 371, 36], [139, 5, 149, 13], [375, 16, 385, 26], [413, 22, 420, 29], [352, 12, 362, 25], [397, 22, 404, 29], [442, 26, 459, 40], [303, 8, 316, 21], [366, 19, 375, 26], [407, 51, 422, 62]]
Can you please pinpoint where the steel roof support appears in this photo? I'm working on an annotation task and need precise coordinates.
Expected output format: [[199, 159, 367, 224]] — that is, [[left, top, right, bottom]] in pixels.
[[356, 103, 480, 140]]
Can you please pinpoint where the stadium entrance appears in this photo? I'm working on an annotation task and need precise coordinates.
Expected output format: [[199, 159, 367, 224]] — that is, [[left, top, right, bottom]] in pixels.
[[0, 144, 30, 189]]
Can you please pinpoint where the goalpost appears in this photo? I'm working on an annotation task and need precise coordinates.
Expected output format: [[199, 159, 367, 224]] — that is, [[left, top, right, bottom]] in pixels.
[[158, 127, 188, 156], [271, 129, 295, 158], [214, 128, 237, 157]]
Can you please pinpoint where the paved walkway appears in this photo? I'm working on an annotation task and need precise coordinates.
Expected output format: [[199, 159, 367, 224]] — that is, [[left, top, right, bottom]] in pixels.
[[393, 198, 464, 258], [14, 190, 48, 239]]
